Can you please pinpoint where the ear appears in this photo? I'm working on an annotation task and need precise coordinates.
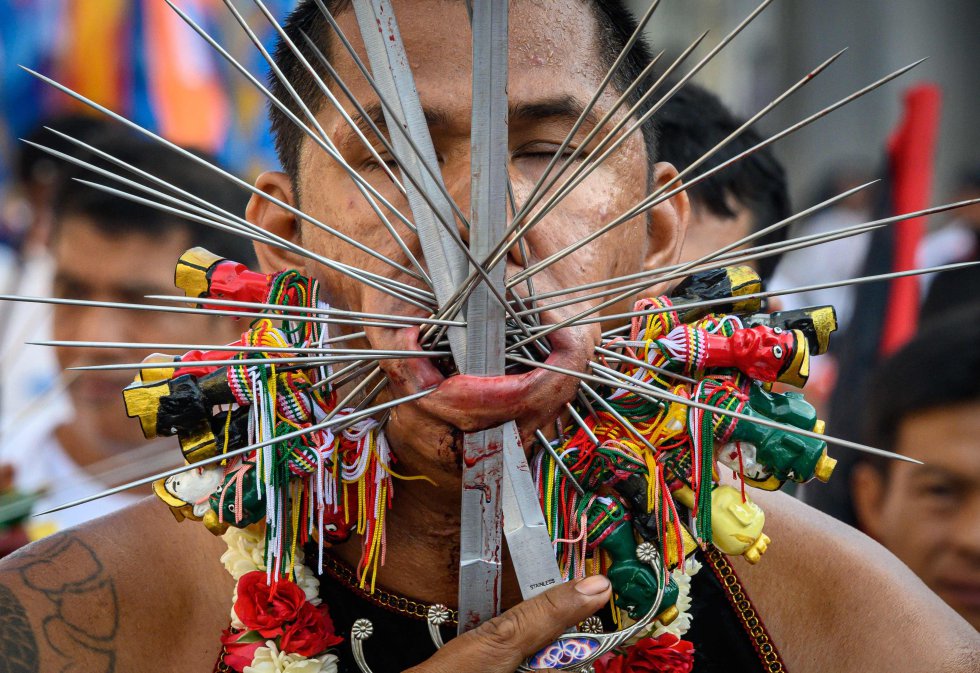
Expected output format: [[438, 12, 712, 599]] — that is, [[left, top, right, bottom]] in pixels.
[[247, 171, 308, 274], [644, 162, 690, 277], [851, 462, 887, 539]]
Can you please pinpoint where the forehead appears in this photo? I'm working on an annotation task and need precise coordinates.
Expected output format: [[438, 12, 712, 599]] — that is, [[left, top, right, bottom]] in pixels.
[[894, 401, 980, 479], [324, 0, 607, 124], [52, 215, 190, 282]]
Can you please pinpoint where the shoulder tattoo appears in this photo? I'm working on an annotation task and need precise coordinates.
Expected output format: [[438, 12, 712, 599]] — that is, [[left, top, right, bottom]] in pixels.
[[0, 583, 39, 673], [1, 533, 118, 673]]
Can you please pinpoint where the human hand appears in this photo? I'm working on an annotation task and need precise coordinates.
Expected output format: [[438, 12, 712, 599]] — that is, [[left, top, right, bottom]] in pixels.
[[405, 575, 612, 673]]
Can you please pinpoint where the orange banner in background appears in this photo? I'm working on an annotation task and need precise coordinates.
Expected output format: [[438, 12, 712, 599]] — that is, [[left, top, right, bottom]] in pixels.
[[143, 0, 229, 152]]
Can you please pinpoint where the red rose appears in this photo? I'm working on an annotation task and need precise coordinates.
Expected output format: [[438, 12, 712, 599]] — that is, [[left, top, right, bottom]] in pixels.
[[220, 628, 263, 673], [280, 602, 344, 657], [595, 635, 694, 673], [594, 651, 627, 673], [234, 571, 307, 636], [625, 634, 695, 673]]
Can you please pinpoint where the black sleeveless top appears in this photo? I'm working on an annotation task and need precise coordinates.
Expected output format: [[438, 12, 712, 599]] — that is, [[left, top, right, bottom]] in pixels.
[[316, 546, 785, 673]]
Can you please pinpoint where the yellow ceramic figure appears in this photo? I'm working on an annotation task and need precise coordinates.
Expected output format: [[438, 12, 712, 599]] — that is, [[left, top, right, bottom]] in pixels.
[[674, 485, 770, 564]]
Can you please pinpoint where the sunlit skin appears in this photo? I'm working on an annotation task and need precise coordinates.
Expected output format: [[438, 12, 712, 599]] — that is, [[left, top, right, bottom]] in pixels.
[[50, 216, 246, 468], [852, 400, 980, 630], [249, 0, 687, 607]]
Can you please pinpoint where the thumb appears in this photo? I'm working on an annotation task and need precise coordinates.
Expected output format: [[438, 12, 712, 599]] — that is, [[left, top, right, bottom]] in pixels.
[[408, 575, 612, 673]]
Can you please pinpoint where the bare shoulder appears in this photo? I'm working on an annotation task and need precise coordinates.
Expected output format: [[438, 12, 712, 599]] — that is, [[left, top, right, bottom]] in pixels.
[[0, 496, 234, 673], [733, 490, 980, 673]]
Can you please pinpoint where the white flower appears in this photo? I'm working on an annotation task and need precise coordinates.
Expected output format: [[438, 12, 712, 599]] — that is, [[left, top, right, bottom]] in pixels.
[[221, 526, 267, 580], [292, 553, 322, 606], [649, 556, 702, 639], [229, 585, 245, 630], [244, 644, 339, 673]]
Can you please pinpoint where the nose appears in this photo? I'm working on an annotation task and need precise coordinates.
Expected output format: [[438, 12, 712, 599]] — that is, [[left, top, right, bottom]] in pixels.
[[445, 180, 530, 278], [68, 304, 139, 365]]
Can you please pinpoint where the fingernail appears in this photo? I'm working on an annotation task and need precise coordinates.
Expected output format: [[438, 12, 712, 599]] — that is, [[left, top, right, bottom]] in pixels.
[[575, 575, 610, 596]]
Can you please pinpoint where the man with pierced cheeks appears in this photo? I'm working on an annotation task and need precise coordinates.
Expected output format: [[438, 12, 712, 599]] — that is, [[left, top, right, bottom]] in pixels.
[[0, 1, 977, 672]]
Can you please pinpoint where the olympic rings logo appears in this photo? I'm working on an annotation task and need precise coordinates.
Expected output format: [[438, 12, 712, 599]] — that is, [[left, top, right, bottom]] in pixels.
[[527, 636, 600, 669]]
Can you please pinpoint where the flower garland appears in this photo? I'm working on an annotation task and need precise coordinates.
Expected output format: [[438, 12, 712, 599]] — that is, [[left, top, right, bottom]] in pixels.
[[220, 526, 342, 673]]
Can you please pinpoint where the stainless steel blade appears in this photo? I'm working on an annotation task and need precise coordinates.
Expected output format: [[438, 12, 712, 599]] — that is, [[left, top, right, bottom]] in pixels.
[[501, 422, 563, 599], [351, 0, 467, 360], [456, 0, 510, 630]]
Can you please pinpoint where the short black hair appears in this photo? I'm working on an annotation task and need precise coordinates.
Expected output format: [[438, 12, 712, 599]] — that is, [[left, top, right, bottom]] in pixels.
[[268, 0, 658, 187], [51, 129, 257, 265], [862, 302, 980, 470], [654, 82, 791, 282], [18, 114, 115, 189]]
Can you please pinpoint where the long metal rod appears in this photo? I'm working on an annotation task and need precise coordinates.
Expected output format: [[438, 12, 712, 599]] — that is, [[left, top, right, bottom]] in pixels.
[[69, 352, 444, 372], [510, 32, 707, 240], [517, 259, 980, 341], [506, 355, 920, 465], [33, 131, 277, 247], [517, 195, 980, 308], [516, 0, 777, 232], [247, 0, 406, 195], [434, 35, 702, 322], [0, 293, 437, 329], [595, 346, 697, 384], [311, 1, 475, 233], [433, 3, 768, 324], [62, 170, 433, 312], [34, 386, 434, 517], [515, 0, 662, 215], [516, 180, 877, 314], [28, 140, 426, 307], [145, 295, 464, 327], [31, 339, 385, 355], [510, 198, 969, 348]]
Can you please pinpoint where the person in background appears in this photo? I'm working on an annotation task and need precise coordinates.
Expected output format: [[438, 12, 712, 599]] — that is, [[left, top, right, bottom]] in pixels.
[[851, 303, 980, 630], [919, 164, 980, 322], [654, 82, 791, 283], [0, 130, 256, 542], [768, 164, 877, 331], [0, 117, 116, 452]]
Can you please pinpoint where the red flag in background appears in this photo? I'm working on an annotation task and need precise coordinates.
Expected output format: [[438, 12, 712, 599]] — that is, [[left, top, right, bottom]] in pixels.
[[880, 84, 941, 355]]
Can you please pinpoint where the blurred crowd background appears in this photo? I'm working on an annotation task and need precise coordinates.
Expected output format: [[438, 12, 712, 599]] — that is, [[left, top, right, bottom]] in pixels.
[[0, 0, 977, 630]]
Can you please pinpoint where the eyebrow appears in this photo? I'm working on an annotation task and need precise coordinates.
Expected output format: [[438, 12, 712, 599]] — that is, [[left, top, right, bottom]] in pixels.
[[912, 465, 971, 483], [340, 95, 599, 147]]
